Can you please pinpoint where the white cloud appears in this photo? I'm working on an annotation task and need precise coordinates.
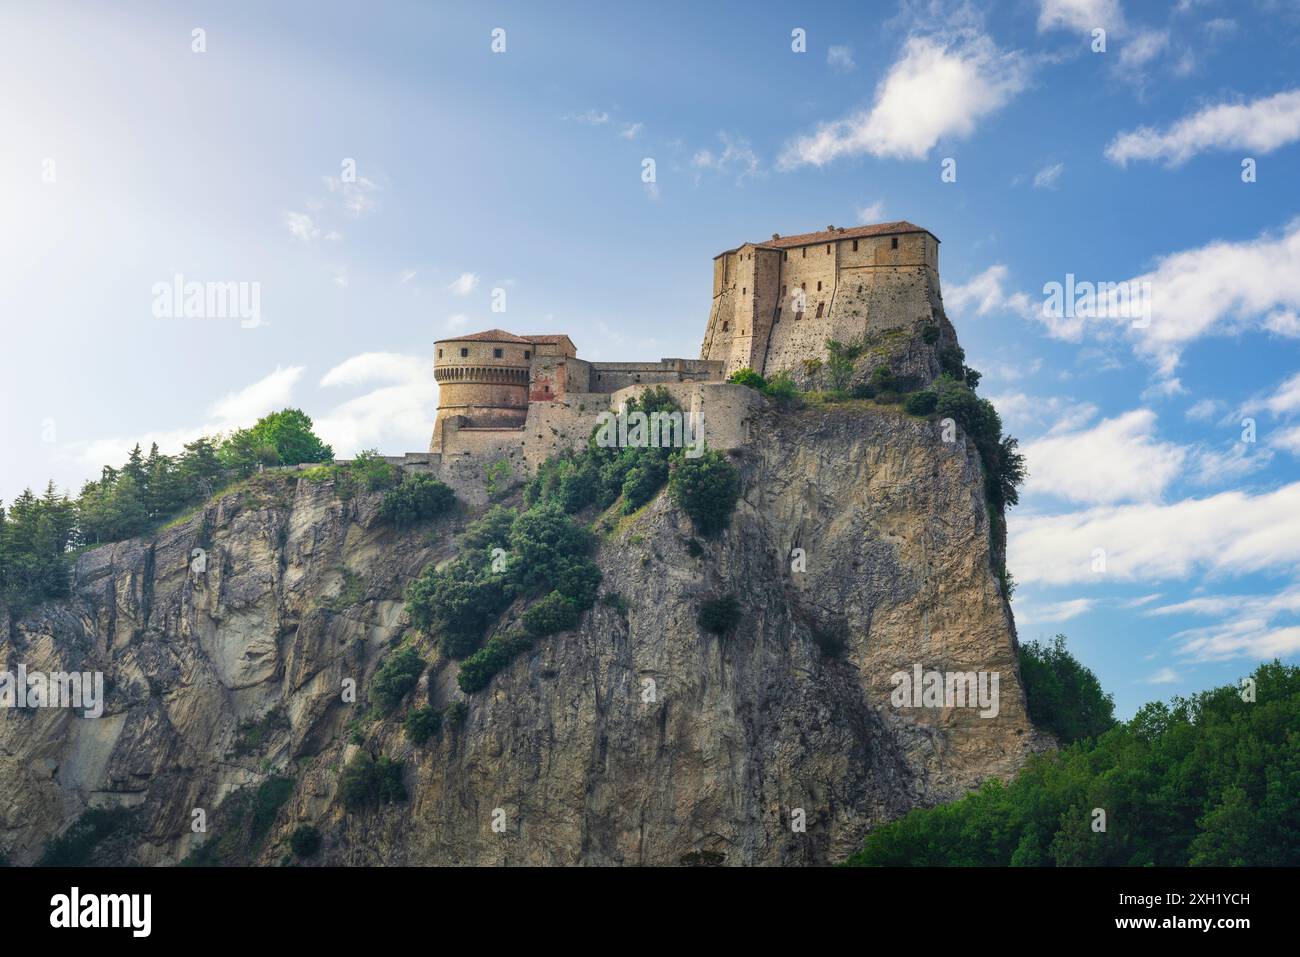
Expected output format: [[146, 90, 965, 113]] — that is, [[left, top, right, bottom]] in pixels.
[[620, 122, 644, 139], [284, 211, 320, 242], [1145, 667, 1181, 684], [960, 222, 1300, 383], [1105, 89, 1300, 167], [1264, 370, 1300, 415], [1185, 398, 1221, 421], [778, 32, 1028, 167], [1273, 424, 1300, 456], [857, 200, 886, 222], [1008, 481, 1300, 586], [1037, 0, 1124, 34], [399, 269, 417, 284], [564, 109, 609, 125], [1187, 442, 1272, 486], [66, 366, 305, 470], [827, 45, 856, 74], [1021, 409, 1185, 504], [316, 353, 437, 458], [1032, 162, 1065, 189], [1013, 596, 1094, 625], [448, 272, 480, 297], [945, 264, 1039, 322], [445, 313, 469, 330], [323, 174, 380, 216], [691, 132, 760, 181], [987, 391, 1096, 436], [1117, 29, 1169, 70], [1149, 585, 1300, 662]]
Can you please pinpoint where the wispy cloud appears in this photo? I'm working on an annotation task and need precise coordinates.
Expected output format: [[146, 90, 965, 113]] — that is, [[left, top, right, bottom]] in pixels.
[[779, 31, 1028, 167], [1106, 89, 1300, 166], [827, 45, 856, 73], [448, 272, 480, 297]]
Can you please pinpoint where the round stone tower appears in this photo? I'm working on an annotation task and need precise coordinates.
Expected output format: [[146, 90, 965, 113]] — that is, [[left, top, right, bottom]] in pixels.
[[432, 329, 534, 447]]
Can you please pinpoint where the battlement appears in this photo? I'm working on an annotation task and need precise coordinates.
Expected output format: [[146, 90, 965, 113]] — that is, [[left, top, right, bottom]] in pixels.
[[423, 222, 945, 499]]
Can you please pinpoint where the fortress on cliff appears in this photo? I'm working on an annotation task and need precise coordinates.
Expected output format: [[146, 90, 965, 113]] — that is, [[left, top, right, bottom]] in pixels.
[[414, 221, 946, 499]]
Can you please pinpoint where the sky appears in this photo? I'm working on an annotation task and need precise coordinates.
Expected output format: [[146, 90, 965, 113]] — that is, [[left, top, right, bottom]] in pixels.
[[1, 0, 1298, 718]]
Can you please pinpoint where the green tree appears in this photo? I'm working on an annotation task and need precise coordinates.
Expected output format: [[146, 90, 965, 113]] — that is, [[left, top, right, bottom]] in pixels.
[[1019, 634, 1116, 745], [668, 450, 741, 536]]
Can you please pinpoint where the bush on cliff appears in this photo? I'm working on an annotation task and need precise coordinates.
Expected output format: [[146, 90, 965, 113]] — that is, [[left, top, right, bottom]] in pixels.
[[697, 594, 741, 636], [457, 630, 533, 693], [405, 557, 513, 657], [403, 706, 442, 744], [846, 659, 1300, 867], [1019, 634, 1115, 745], [370, 645, 425, 711], [378, 473, 455, 526], [338, 754, 406, 811], [669, 451, 741, 536]]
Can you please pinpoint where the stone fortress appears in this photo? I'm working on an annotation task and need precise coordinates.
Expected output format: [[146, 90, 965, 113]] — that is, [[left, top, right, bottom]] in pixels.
[[409, 221, 947, 499]]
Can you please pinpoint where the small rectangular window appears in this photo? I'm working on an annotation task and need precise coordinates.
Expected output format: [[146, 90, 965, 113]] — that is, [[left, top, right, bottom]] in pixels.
[[817, 281, 822, 291], [493, 348, 503, 358], [852, 240, 858, 251], [460, 347, 469, 358], [801, 248, 806, 258], [722, 321, 729, 331], [524, 350, 531, 359], [891, 237, 899, 249], [438, 349, 443, 358], [826, 244, 831, 254]]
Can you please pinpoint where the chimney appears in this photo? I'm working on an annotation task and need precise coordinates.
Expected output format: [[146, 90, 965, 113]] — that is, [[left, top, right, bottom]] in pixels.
[[827, 225, 835, 232], [772, 233, 780, 240]]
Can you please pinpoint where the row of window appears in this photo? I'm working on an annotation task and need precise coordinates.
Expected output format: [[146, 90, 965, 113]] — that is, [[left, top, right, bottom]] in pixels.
[[733, 235, 904, 263], [438, 347, 532, 360]]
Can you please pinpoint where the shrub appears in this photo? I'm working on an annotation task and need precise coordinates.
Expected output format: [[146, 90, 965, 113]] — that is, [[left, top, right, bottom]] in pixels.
[[848, 660, 1300, 867], [825, 338, 864, 392], [379, 474, 455, 526], [459, 505, 517, 552], [728, 367, 766, 391], [290, 825, 322, 858], [762, 372, 799, 402], [457, 630, 533, 693], [938, 344, 966, 378], [550, 555, 602, 608], [250, 776, 294, 845], [38, 808, 134, 866], [509, 504, 593, 591], [1018, 634, 1116, 745], [697, 594, 741, 636], [338, 754, 406, 811], [904, 390, 938, 415], [620, 457, 669, 513], [849, 381, 875, 400], [685, 537, 704, 557], [445, 701, 468, 727], [405, 557, 512, 657], [404, 706, 442, 744], [601, 591, 630, 617], [921, 324, 940, 344], [669, 451, 741, 536], [370, 646, 425, 711], [522, 591, 580, 637], [484, 459, 514, 498]]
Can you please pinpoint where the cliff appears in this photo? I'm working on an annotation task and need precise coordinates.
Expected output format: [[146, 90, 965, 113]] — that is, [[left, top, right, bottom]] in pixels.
[[0, 400, 1043, 866]]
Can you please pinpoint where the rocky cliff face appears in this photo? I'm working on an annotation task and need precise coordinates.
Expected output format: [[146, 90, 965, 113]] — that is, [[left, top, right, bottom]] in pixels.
[[0, 400, 1043, 866]]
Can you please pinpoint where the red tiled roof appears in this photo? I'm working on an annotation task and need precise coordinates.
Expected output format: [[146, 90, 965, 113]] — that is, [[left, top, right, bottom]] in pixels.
[[715, 221, 937, 257], [524, 335, 572, 344], [438, 329, 533, 344]]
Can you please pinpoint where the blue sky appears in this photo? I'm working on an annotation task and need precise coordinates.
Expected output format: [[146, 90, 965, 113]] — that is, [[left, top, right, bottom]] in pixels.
[[2, 0, 1299, 717]]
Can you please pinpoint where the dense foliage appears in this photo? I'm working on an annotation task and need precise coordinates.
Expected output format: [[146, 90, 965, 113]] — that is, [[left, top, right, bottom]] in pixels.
[[697, 594, 741, 635], [370, 645, 426, 711], [403, 706, 442, 744], [668, 451, 742, 536], [1, 409, 337, 611], [290, 824, 322, 857], [378, 473, 455, 526], [1019, 635, 1117, 744], [338, 754, 407, 811], [846, 659, 1300, 866]]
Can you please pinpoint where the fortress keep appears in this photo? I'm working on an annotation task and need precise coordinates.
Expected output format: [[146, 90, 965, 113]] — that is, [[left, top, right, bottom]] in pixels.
[[418, 221, 948, 500], [700, 221, 942, 376]]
